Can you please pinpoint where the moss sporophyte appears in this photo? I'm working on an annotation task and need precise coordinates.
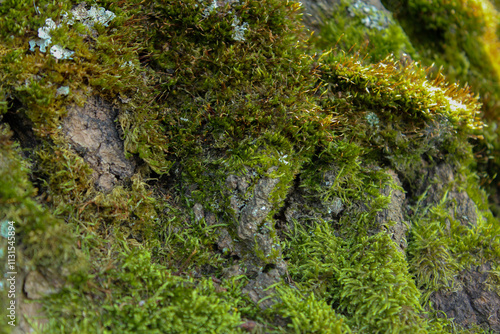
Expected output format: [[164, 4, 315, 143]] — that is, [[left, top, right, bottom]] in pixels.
[[0, 0, 499, 333]]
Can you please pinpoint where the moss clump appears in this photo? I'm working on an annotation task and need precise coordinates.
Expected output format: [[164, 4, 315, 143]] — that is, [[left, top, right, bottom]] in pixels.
[[316, 52, 481, 186], [271, 283, 350, 333], [0, 0, 155, 136], [312, 0, 417, 63], [284, 220, 430, 332], [384, 0, 500, 124], [382, 0, 500, 115], [0, 0, 499, 333], [42, 247, 245, 334], [124, 0, 324, 170], [118, 0, 329, 270], [0, 123, 83, 332], [408, 167, 500, 302], [0, 124, 80, 270]]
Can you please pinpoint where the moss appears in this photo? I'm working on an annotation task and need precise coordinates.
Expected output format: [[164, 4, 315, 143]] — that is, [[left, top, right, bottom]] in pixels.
[[382, 0, 500, 115], [474, 120, 500, 216], [0, 0, 498, 333], [0, 123, 83, 331], [0, 0, 156, 136], [406, 164, 500, 303], [122, 0, 324, 173], [42, 247, 246, 333], [356, 0, 500, 214], [312, 0, 417, 63], [315, 52, 481, 188], [284, 220, 431, 332], [271, 283, 350, 333], [0, 124, 81, 270]]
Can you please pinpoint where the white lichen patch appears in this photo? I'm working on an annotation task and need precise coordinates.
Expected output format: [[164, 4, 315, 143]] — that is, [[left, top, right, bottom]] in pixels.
[[28, 38, 50, 53], [38, 18, 57, 40], [202, 0, 219, 18], [65, 5, 116, 28], [366, 111, 380, 127], [232, 15, 249, 42], [348, 0, 390, 31], [199, 0, 248, 41], [56, 86, 70, 96], [50, 45, 75, 60], [278, 153, 289, 165], [29, 18, 59, 53], [120, 60, 134, 68], [29, 18, 74, 59], [28, 4, 116, 60]]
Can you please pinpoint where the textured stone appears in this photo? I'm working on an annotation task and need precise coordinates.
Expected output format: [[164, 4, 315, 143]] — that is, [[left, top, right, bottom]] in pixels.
[[431, 263, 500, 332], [63, 95, 135, 192], [417, 164, 478, 227], [375, 169, 408, 251], [24, 271, 60, 300], [220, 169, 287, 276], [299, 0, 390, 31], [242, 269, 281, 310]]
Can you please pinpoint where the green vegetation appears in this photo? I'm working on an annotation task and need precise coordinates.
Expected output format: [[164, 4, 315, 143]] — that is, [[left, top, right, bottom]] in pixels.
[[312, 0, 417, 63], [382, 0, 500, 114], [0, 0, 499, 333], [43, 247, 246, 333]]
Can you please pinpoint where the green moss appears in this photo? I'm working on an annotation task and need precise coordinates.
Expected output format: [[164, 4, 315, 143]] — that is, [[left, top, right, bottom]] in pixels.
[[42, 247, 245, 333], [315, 52, 481, 189], [382, 0, 500, 114], [379, 0, 500, 213], [0, 124, 81, 270], [272, 283, 350, 333], [284, 220, 431, 332], [474, 120, 500, 216], [0, 0, 498, 332], [0, 123, 83, 332], [0, 1, 74, 42], [122, 0, 324, 174], [0, 0, 157, 136], [313, 0, 416, 63], [407, 165, 500, 302]]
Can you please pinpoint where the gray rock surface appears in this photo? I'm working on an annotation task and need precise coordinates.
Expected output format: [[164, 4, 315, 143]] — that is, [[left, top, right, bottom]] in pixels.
[[375, 169, 408, 251], [242, 269, 281, 310], [299, 0, 390, 31], [417, 164, 478, 227], [195, 168, 287, 277], [63, 95, 135, 192], [23, 270, 60, 300], [224, 169, 287, 276], [431, 263, 500, 332]]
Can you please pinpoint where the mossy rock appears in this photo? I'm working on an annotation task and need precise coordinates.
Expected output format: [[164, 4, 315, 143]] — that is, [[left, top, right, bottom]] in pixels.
[[0, 0, 499, 333]]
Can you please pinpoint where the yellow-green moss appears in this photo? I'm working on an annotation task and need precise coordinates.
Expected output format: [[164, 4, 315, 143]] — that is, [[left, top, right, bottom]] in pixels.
[[42, 247, 246, 334], [0, 0, 498, 333], [312, 0, 417, 63], [382, 0, 500, 114]]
